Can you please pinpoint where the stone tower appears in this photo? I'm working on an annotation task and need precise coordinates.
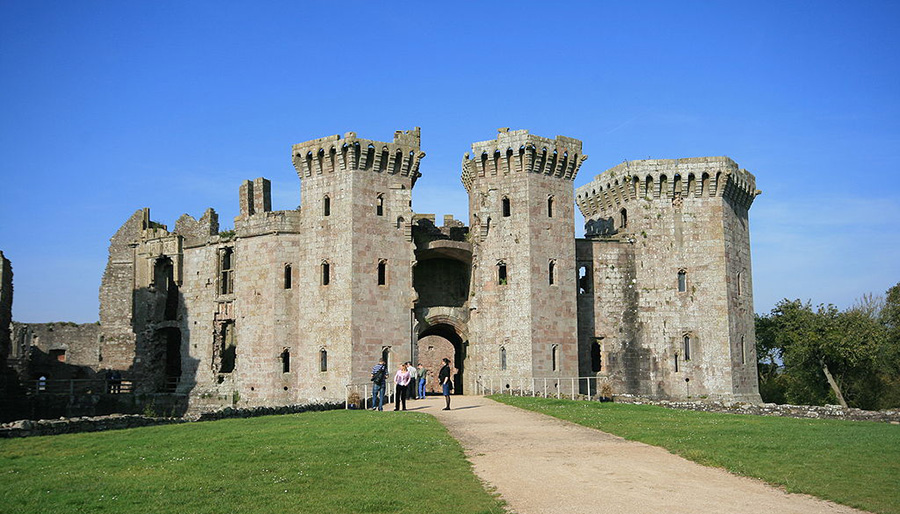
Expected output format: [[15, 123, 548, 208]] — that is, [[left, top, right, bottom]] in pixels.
[[291, 129, 425, 386], [575, 157, 761, 401], [462, 129, 588, 391]]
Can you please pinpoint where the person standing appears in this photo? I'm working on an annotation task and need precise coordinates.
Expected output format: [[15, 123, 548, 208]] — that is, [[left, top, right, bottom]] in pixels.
[[394, 363, 411, 411], [417, 363, 427, 399], [407, 361, 418, 399], [439, 358, 452, 410], [371, 358, 387, 411]]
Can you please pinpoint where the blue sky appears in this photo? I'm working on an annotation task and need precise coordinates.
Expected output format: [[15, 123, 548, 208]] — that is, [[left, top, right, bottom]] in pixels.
[[1, 1, 898, 323]]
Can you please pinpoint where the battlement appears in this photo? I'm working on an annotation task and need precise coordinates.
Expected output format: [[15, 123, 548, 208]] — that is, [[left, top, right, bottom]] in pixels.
[[290, 128, 426, 184], [575, 157, 760, 218], [461, 128, 588, 192]]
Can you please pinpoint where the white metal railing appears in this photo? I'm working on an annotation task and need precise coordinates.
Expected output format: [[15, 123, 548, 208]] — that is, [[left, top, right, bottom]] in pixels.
[[474, 376, 608, 400], [344, 382, 397, 410]]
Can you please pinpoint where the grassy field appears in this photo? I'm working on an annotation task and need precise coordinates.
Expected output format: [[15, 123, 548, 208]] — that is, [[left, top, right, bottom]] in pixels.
[[0, 410, 505, 514], [491, 395, 900, 514]]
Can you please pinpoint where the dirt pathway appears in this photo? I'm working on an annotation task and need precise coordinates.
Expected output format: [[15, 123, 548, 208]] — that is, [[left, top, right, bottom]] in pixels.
[[405, 395, 865, 514]]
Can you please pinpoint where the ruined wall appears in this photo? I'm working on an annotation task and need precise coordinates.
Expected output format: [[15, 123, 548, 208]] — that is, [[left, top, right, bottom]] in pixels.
[[11, 322, 102, 379], [0, 251, 11, 371], [463, 129, 585, 389], [576, 157, 761, 401]]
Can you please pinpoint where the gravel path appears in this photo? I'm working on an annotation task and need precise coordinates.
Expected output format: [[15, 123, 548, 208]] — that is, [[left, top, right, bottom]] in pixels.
[[405, 395, 866, 514]]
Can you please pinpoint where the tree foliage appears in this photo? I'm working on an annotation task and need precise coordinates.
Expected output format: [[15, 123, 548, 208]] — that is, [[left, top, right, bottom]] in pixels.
[[756, 282, 900, 410]]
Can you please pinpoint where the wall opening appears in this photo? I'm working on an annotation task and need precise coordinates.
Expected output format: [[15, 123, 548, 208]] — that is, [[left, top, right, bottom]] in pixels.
[[281, 348, 291, 373], [502, 197, 511, 217], [500, 346, 507, 371], [377, 260, 387, 286], [620, 208, 628, 229], [219, 248, 234, 295], [578, 264, 590, 294], [548, 260, 556, 285], [590, 339, 601, 372], [323, 195, 331, 216], [284, 264, 292, 289], [677, 269, 687, 292], [322, 261, 330, 286], [49, 349, 66, 362], [219, 321, 236, 373], [683, 335, 692, 361], [319, 348, 327, 372], [417, 323, 466, 394], [547, 196, 554, 218], [162, 327, 181, 392], [498, 262, 508, 285], [674, 353, 679, 372], [376, 194, 384, 216], [551, 344, 559, 372]]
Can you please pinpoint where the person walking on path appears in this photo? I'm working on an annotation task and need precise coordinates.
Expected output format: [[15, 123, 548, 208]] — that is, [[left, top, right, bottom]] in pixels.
[[394, 363, 411, 411], [370, 358, 387, 411], [439, 358, 452, 410], [417, 363, 427, 399], [407, 361, 418, 399]]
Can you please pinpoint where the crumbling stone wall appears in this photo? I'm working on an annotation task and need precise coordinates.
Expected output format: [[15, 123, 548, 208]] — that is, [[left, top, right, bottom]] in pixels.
[[10, 322, 102, 380], [0, 251, 12, 371]]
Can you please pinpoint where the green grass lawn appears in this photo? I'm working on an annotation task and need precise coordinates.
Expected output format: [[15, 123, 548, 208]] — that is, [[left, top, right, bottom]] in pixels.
[[0, 410, 505, 514], [491, 395, 900, 514]]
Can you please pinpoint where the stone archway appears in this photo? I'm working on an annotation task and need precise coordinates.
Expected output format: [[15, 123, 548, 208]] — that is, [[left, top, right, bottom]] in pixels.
[[417, 323, 466, 395]]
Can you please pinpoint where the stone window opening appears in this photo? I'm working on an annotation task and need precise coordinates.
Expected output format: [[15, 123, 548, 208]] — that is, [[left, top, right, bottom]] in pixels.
[[281, 348, 291, 373], [50, 349, 66, 362], [284, 264, 292, 289], [319, 348, 328, 372], [396, 216, 405, 230], [677, 269, 687, 293], [683, 334, 692, 361], [377, 259, 387, 286], [578, 264, 591, 294], [321, 260, 331, 286], [376, 194, 384, 216], [591, 338, 602, 372], [219, 247, 234, 295], [323, 195, 331, 216], [551, 344, 559, 372], [502, 196, 511, 217], [737, 270, 744, 296], [216, 321, 236, 374], [382, 346, 391, 372], [547, 195, 554, 218], [740, 336, 746, 365], [497, 261, 508, 286], [500, 346, 507, 371], [674, 353, 679, 372], [548, 259, 556, 286], [620, 208, 628, 229]]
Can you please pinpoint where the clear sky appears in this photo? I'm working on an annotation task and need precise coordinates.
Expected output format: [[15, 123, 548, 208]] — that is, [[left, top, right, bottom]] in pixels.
[[1, 1, 898, 323]]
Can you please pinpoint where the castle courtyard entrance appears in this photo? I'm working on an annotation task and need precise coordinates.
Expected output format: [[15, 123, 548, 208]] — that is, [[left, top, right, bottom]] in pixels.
[[417, 323, 465, 395]]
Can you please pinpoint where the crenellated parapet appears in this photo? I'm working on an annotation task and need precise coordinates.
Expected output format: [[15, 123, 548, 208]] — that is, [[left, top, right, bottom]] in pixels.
[[461, 128, 588, 192], [291, 128, 426, 185], [575, 157, 760, 218]]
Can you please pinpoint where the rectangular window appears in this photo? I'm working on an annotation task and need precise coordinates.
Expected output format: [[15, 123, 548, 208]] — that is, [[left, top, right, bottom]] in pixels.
[[281, 348, 290, 373], [549, 260, 556, 285], [378, 260, 386, 286], [498, 263, 508, 285], [322, 262, 330, 286], [677, 270, 687, 293], [683, 335, 691, 361], [284, 264, 292, 289], [320, 349, 328, 372], [219, 248, 234, 295]]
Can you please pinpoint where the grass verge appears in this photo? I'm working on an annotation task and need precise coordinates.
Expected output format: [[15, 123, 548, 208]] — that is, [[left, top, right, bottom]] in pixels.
[[0, 410, 505, 514], [491, 395, 900, 514]]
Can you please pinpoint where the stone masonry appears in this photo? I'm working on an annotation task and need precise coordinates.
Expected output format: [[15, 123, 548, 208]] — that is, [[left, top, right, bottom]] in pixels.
[[31, 127, 760, 413]]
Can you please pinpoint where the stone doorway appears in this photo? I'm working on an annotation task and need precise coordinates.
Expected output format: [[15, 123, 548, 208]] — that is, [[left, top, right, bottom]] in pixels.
[[417, 323, 465, 395]]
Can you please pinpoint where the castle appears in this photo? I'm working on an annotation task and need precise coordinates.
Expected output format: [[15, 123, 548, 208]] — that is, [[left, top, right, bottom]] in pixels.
[[3, 127, 762, 413]]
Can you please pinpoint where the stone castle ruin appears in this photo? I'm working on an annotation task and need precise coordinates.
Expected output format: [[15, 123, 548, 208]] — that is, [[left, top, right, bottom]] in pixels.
[[2, 127, 762, 415]]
